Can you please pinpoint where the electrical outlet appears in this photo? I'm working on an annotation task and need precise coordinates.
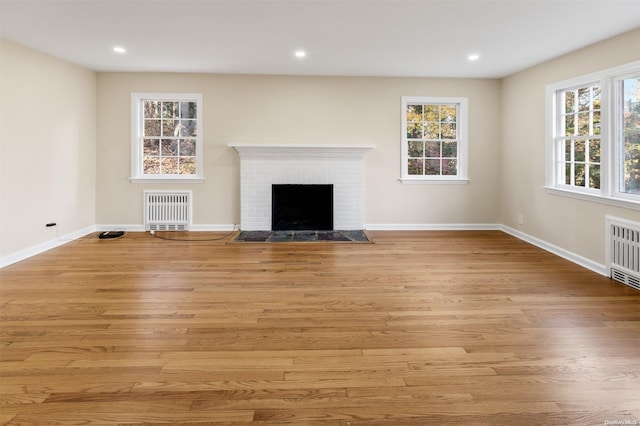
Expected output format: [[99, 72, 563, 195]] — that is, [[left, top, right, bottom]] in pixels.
[[517, 214, 524, 225]]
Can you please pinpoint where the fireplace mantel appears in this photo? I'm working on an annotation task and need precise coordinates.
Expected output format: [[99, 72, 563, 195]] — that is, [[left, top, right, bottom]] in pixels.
[[229, 143, 374, 231], [228, 143, 374, 159]]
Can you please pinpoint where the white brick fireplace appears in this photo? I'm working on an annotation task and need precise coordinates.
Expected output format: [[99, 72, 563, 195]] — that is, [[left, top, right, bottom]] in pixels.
[[229, 144, 374, 231]]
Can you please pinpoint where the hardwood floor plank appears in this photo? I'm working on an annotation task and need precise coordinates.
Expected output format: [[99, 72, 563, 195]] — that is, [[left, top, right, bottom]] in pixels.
[[1, 230, 639, 424]]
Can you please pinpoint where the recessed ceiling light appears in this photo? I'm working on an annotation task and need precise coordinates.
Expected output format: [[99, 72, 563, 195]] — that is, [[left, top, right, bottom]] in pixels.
[[113, 46, 126, 54], [468, 54, 480, 61], [294, 50, 306, 58]]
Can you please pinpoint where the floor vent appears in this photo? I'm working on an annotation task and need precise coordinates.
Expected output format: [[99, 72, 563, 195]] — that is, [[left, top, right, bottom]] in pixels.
[[144, 190, 192, 231], [611, 268, 640, 291], [606, 216, 640, 291]]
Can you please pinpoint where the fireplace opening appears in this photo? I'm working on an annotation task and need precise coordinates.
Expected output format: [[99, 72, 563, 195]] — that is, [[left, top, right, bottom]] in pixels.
[[272, 184, 333, 230]]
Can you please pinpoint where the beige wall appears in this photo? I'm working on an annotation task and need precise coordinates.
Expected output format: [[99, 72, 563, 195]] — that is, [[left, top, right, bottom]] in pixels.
[[3, 28, 639, 270], [0, 40, 96, 258], [500, 29, 640, 266], [96, 73, 502, 227]]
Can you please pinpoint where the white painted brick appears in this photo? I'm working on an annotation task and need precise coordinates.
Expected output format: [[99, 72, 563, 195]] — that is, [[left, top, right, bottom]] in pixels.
[[232, 145, 372, 231]]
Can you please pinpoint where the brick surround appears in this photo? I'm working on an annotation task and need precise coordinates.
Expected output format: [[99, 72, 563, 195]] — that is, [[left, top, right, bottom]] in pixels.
[[229, 144, 374, 231]]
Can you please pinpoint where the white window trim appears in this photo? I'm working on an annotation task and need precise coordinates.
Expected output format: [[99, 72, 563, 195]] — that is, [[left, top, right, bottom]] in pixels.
[[130, 92, 204, 183], [400, 96, 469, 184], [545, 61, 640, 211]]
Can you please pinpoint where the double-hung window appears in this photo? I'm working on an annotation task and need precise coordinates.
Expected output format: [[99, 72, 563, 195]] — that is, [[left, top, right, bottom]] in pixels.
[[130, 93, 203, 183], [401, 97, 468, 183], [546, 61, 640, 209], [555, 82, 602, 191]]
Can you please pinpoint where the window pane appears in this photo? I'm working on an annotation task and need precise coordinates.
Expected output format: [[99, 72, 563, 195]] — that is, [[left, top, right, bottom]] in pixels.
[[408, 159, 423, 175], [442, 159, 457, 175], [589, 164, 600, 189], [179, 120, 197, 137], [564, 115, 575, 136], [408, 141, 423, 157], [161, 139, 178, 156], [593, 86, 601, 110], [424, 105, 439, 122], [564, 91, 575, 113], [589, 139, 600, 163], [424, 141, 440, 157], [440, 105, 457, 123], [161, 157, 179, 174], [425, 159, 440, 175], [163, 119, 177, 137], [407, 121, 423, 139], [442, 141, 457, 157], [565, 163, 571, 185], [179, 157, 197, 174], [143, 157, 160, 174], [162, 102, 179, 118], [406, 104, 423, 120], [180, 139, 196, 156], [144, 120, 161, 137], [440, 123, 456, 139], [593, 111, 601, 135], [575, 163, 586, 187], [577, 113, 590, 136], [622, 77, 640, 195], [180, 102, 197, 119], [578, 87, 590, 112], [575, 139, 585, 162], [424, 123, 439, 139], [144, 101, 161, 118], [565, 140, 572, 161], [143, 139, 159, 155]]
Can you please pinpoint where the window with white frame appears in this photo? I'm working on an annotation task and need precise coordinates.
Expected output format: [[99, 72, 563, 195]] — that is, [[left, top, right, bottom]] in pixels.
[[546, 61, 640, 209], [616, 73, 640, 198], [130, 93, 203, 182], [555, 82, 602, 190], [401, 97, 468, 183]]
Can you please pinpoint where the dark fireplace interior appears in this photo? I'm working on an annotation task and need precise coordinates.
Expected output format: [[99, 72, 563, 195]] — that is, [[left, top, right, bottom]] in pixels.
[[272, 184, 333, 230]]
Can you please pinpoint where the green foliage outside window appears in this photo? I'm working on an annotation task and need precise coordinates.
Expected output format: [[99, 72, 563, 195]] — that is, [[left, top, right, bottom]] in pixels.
[[406, 103, 459, 176], [560, 85, 601, 189]]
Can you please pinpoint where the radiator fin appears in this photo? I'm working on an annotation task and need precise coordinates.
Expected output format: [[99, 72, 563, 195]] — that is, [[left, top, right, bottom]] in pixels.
[[144, 191, 191, 231], [607, 216, 640, 291]]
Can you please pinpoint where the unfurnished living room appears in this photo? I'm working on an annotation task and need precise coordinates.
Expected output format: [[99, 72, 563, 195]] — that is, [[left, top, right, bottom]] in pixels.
[[1, 0, 640, 424]]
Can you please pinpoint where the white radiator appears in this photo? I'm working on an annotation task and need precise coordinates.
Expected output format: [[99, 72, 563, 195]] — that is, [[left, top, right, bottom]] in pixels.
[[606, 216, 640, 291], [144, 190, 192, 231]]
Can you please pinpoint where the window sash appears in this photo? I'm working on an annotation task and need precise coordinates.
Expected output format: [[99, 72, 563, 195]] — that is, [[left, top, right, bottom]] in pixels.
[[130, 93, 203, 182], [401, 96, 468, 183], [613, 72, 640, 201], [554, 82, 602, 193]]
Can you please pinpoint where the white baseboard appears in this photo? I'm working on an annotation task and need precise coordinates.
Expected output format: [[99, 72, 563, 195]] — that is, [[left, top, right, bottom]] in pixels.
[[0, 225, 96, 268], [365, 223, 501, 231], [500, 225, 608, 277]]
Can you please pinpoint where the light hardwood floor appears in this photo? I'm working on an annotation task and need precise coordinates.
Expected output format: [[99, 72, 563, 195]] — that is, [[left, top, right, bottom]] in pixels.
[[1, 231, 639, 425]]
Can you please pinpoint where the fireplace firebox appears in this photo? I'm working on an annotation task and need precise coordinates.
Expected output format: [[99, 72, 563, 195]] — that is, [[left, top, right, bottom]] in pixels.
[[272, 184, 333, 231]]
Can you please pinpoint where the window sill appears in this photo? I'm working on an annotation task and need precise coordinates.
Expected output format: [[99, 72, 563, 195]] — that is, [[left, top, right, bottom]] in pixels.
[[400, 178, 469, 185], [130, 177, 204, 184], [544, 186, 640, 211]]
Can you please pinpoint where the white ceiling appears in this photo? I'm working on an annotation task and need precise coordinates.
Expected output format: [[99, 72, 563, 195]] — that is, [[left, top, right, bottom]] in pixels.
[[1, 0, 639, 78]]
